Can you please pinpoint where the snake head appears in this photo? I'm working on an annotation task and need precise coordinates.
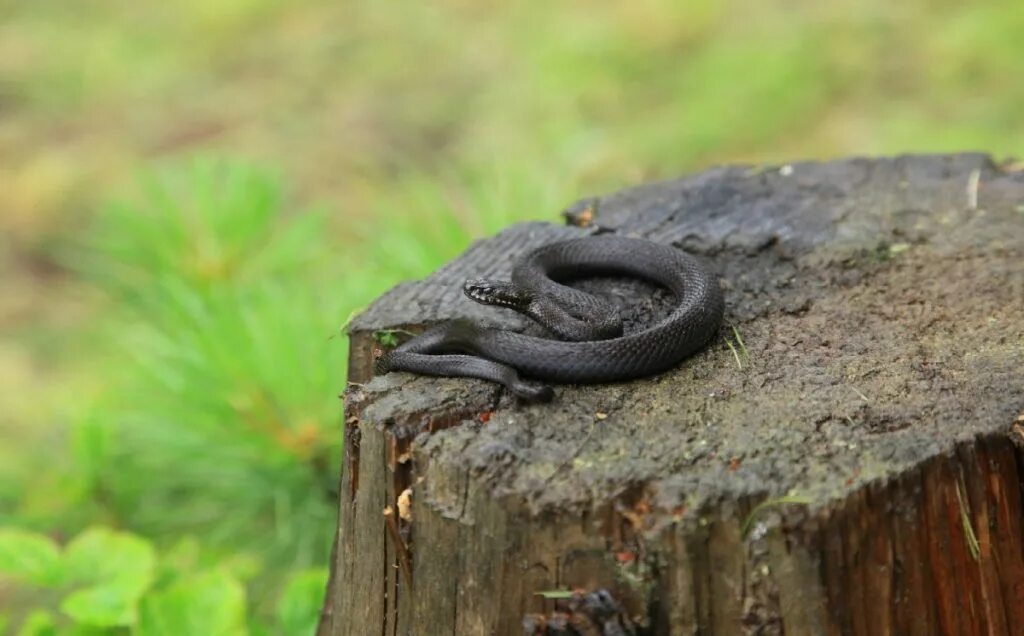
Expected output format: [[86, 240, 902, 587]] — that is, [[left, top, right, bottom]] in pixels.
[[463, 278, 531, 310]]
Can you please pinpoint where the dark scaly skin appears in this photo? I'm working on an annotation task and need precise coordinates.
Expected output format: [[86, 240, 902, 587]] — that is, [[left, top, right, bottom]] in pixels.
[[375, 236, 724, 401]]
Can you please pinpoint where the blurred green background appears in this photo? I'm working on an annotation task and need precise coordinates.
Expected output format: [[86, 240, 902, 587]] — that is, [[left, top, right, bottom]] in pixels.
[[0, 0, 1021, 633]]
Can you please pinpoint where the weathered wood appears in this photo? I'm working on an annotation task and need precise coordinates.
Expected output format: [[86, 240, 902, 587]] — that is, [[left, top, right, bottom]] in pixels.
[[321, 154, 1024, 635]]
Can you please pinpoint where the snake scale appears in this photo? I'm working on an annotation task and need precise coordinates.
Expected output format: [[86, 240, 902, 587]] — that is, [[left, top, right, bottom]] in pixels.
[[374, 235, 724, 401]]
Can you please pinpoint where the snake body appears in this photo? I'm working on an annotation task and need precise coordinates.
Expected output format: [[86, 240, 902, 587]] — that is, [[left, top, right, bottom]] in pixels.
[[375, 235, 723, 401]]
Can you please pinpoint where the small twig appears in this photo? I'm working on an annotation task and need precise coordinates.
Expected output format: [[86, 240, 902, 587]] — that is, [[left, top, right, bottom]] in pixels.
[[966, 168, 980, 210], [384, 506, 413, 585], [850, 386, 870, 402]]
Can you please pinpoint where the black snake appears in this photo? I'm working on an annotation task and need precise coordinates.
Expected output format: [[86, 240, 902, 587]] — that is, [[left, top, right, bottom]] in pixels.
[[374, 235, 723, 401]]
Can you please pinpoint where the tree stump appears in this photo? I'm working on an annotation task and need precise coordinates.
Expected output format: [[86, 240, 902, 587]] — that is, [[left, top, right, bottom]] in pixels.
[[319, 154, 1024, 635]]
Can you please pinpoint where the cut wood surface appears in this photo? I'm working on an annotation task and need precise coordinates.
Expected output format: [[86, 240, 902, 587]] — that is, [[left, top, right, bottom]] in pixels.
[[320, 153, 1024, 635]]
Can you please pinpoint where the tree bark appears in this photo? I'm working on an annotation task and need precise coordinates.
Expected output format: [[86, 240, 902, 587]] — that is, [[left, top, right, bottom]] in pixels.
[[319, 153, 1024, 635]]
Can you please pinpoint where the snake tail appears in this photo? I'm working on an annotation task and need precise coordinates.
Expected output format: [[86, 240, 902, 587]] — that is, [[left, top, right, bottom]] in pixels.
[[375, 322, 555, 402]]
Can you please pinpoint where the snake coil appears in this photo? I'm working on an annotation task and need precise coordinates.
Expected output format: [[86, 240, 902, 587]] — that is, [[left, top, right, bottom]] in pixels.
[[375, 235, 723, 401]]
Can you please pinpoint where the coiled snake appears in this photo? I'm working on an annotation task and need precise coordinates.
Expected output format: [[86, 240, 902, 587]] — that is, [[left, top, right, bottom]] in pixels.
[[374, 235, 723, 401]]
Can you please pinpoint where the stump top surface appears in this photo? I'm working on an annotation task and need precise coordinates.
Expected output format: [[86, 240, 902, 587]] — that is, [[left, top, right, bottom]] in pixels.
[[349, 153, 1024, 514]]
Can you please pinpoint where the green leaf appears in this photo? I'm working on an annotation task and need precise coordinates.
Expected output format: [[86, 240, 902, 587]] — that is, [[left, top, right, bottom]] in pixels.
[[61, 581, 141, 627], [64, 527, 156, 591], [16, 610, 57, 636], [373, 329, 414, 348], [276, 568, 328, 636], [0, 528, 62, 586], [59, 527, 156, 627], [137, 569, 247, 636]]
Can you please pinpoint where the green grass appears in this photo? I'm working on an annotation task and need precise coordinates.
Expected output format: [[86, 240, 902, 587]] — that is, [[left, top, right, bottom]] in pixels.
[[741, 495, 813, 539], [955, 480, 981, 562], [726, 325, 749, 370], [1, 0, 1022, 633]]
